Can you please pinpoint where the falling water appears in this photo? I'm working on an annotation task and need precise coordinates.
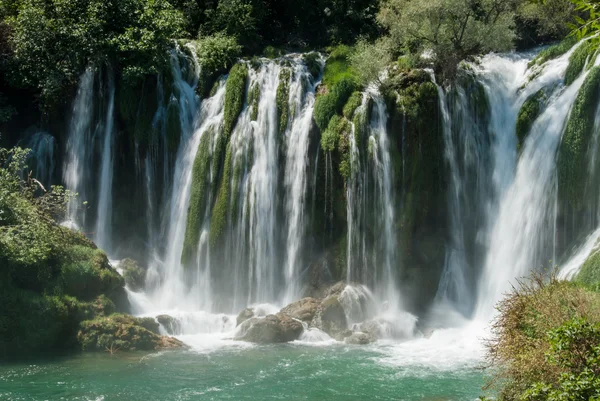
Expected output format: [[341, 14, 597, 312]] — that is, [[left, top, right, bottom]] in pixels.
[[22, 131, 56, 188], [95, 74, 116, 252], [63, 68, 95, 229], [475, 44, 596, 319]]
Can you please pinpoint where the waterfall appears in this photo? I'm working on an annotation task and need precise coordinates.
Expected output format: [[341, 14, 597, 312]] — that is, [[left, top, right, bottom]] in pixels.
[[63, 68, 95, 229], [22, 131, 56, 188], [345, 86, 399, 310], [95, 73, 116, 253], [475, 44, 596, 319]]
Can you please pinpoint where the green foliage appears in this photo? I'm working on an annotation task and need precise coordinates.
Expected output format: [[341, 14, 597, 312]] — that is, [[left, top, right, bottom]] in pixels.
[[487, 275, 600, 401], [303, 53, 321, 79], [5, 0, 184, 107], [0, 145, 129, 358], [201, 0, 261, 49], [263, 45, 283, 59], [565, 40, 598, 86], [181, 129, 212, 267], [378, 0, 515, 77], [210, 144, 232, 248], [343, 91, 363, 119], [320, 115, 349, 152], [195, 33, 242, 74], [516, 0, 574, 43], [557, 66, 600, 210], [349, 37, 392, 86], [0, 93, 16, 123], [521, 318, 600, 401], [224, 63, 248, 138], [322, 45, 355, 88], [529, 37, 578, 67], [516, 89, 546, 150], [277, 68, 291, 134]]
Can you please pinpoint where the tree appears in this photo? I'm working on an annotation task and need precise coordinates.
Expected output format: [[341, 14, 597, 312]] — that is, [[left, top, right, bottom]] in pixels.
[[378, 0, 517, 76], [349, 37, 393, 86]]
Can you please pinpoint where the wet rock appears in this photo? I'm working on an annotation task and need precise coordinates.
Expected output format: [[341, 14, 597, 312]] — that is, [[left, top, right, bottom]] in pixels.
[[77, 314, 185, 352], [344, 332, 372, 345], [120, 258, 146, 292], [302, 254, 335, 298], [236, 313, 303, 344], [311, 295, 349, 340], [236, 308, 255, 326], [280, 298, 320, 322], [156, 315, 182, 335]]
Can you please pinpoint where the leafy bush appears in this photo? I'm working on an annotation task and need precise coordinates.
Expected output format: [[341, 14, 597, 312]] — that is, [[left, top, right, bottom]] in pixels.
[[576, 246, 600, 291], [343, 91, 363, 119], [487, 275, 600, 401], [349, 38, 392, 86], [194, 33, 242, 77], [529, 37, 578, 67]]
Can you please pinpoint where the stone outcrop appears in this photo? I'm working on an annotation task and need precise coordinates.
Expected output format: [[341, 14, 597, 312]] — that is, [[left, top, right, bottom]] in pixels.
[[236, 308, 255, 326], [236, 313, 303, 344], [280, 298, 320, 322]]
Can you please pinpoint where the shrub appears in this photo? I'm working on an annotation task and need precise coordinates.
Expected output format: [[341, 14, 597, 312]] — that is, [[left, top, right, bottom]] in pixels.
[[195, 33, 242, 75], [343, 91, 363, 119], [487, 275, 600, 401], [349, 37, 392, 86]]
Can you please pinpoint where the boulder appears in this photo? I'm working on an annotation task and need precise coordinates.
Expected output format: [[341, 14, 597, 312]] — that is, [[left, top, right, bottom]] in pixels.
[[236, 308, 255, 326], [120, 258, 146, 292], [280, 298, 320, 322], [77, 314, 185, 352], [236, 313, 303, 344], [311, 295, 349, 340], [156, 314, 182, 335], [344, 332, 372, 345]]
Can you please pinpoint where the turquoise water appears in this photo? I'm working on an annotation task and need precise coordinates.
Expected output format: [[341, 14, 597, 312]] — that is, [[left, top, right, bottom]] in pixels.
[[0, 343, 486, 400]]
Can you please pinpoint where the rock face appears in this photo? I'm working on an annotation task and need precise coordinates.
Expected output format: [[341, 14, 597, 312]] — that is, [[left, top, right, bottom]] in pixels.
[[77, 314, 185, 351], [156, 315, 182, 335], [280, 298, 320, 322], [120, 258, 146, 292], [236, 308, 255, 326], [344, 332, 372, 345], [311, 295, 349, 340], [236, 313, 303, 344]]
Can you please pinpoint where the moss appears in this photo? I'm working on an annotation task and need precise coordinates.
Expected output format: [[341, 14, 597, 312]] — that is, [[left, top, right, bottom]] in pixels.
[[576, 247, 600, 291], [303, 52, 322, 79], [529, 37, 578, 68], [565, 41, 599, 86], [516, 89, 545, 150], [557, 66, 600, 210], [231, 153, 245, 217], [263, 45, 283, 59], [323, 45, 356, 88], [343, 91, 363, 119], [77, 314, 168, 352], [314, 77, 357, 131], [181, 129, 213, 267], [120, 258, 146, 292], [321, 115, 350, 152], [277, 68, 292, 134], [166, 98, 181, 151], [210, 144, 232, 248], [248, 83, 260, 121], [224, 63, 248, 139]]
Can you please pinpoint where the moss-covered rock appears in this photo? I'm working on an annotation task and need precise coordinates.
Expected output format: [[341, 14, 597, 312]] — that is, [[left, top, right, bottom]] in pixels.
[[248, 83, 260, 122], [303, 52, 322, 79], [120, 258, 146, 292], [209, 144, 232, 248], [516, 89, 546, 150], [277, 68, 291, 134], [557, 66, 600, 210], [314, 77, 357, 131], [529, 37, 578, 68], [320, 115, 350, 152], [343, 91, 363, 119], [224, 63, 248, 139], [181, 129, 213, 267], [77, 314, 184, 352], [565, 40, 599, 86]]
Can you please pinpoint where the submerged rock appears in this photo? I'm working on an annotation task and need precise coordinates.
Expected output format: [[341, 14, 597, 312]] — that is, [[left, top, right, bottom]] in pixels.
[[156, 315, 182, 335], [236, 308, 255, 326], [311, 295, 349, 340], [77, 314, 185, 352], [280, 298, 320, 322], [236, 313, 303, 343], [344, 332, 372, 345]]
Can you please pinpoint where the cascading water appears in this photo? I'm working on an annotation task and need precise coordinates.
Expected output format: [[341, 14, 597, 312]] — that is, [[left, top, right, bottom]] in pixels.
[[95, 73, 115, 253], [63, 68, 95, 229]]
